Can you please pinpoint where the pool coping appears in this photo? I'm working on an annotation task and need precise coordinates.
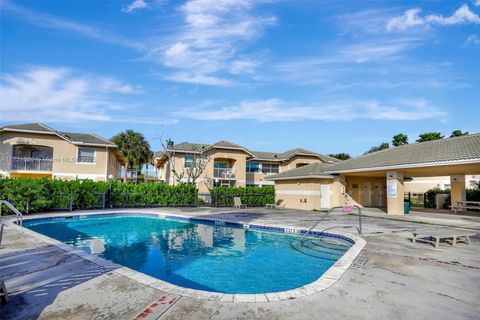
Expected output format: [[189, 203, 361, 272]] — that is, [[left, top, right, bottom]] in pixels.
[[3, 210, 366, 303]]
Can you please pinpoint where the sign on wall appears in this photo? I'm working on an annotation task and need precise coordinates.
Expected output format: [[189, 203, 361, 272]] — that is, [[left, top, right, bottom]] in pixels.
[[387, 181, 397, 198]]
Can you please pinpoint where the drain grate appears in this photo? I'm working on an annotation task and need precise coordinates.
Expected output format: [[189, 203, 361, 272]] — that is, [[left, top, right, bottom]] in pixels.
[[351, 253, 368, 269]]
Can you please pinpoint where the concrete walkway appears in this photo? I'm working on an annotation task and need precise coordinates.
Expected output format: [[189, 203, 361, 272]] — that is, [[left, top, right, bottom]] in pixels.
[[1, 208, 479, 320], [348, 207, 480, 230]]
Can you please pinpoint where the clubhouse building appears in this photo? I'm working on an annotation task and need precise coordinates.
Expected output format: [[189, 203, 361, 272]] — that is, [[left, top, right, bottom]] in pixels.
[[266, 133, 480, 215]]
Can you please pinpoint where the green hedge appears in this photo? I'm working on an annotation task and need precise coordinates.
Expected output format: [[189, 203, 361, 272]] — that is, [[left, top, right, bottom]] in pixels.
[[423, 182, 480, 209], [210, 186, 275, 207], [424, 187, 450, 208], [0, 178, 198, 214]]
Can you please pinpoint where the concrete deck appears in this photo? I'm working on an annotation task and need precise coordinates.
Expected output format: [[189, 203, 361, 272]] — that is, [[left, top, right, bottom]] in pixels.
[[1, 207, 479, 320]]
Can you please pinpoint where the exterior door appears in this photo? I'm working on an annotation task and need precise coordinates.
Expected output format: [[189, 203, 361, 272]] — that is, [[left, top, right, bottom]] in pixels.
[[363, 183, 370, 206], [374, 183, 382, 206], [320, 184, 330, 208]]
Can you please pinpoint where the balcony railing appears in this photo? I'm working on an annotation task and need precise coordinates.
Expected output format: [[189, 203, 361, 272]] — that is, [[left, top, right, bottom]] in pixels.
[[214, 168, 235, 179], [11, 157, 53, 172], [122, 169, 161, 180]]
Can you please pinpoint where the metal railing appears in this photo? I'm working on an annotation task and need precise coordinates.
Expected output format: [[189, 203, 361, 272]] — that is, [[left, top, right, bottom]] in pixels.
[[10, 157, 53, 171], [214, 168, 235, 179], [0, 200, 23, 225], [121, 170, 161, 181], [299, 205, 362, 244]]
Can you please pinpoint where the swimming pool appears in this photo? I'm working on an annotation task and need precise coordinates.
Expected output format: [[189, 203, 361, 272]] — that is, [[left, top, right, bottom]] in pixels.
[[22, 214, 354, 295]]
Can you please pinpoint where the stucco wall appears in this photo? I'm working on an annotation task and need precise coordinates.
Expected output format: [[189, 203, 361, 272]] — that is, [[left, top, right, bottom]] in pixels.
[[274, 178, 334, 210], [283, 155, 322, 171]]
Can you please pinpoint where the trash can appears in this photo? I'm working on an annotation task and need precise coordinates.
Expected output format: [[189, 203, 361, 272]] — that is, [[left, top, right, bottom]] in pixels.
[[404, 201, 410, 214]]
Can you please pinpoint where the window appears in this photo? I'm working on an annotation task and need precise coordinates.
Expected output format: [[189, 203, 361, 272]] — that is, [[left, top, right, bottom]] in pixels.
[[296, 163, 309, 168], [77, 148, 96, 163], [214, 162, 227, 169], [261, 163, 279, 174], [13, 145, 53, 159], [246, 162, 260, 173], [184, 154, 194, 168], [247, 162, 279, 174]]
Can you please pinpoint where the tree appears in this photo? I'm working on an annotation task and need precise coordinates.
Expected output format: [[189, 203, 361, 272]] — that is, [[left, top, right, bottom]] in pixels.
[[112, 130, 153, 183], [392, 133, 408, 146], [159, 138, 212, 185], [416, 132, 444, 142], [365, 142, 389, 154], [328, 153, 351, 160], [450, 130, 469, 137]]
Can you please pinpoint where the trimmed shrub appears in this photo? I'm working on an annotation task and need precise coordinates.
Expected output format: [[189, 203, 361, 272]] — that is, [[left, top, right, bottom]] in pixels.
[[210, 186, 275, 207], [0, 177, 198, 214]]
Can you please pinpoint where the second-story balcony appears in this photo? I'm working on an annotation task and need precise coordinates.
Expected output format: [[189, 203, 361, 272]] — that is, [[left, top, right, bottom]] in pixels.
[[11, 157, 53, 172], [214, 167, 236, 179]]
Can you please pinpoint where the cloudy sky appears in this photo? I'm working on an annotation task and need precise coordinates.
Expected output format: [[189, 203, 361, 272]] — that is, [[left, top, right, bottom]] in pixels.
[[1, 0, 479, 155]]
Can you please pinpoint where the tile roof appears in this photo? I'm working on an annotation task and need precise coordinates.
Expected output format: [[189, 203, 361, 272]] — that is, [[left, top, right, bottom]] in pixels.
[[0, 123, 116, 147], [169, 142, 211, 152], [265, 163, 334, 180], [323, 133, 480, 173], [60, 132, 116, 147], [0, 123, 55, 133], [265, 134, 480, 180], [212, 140, 246, 149], [164, 141, 337, 163]]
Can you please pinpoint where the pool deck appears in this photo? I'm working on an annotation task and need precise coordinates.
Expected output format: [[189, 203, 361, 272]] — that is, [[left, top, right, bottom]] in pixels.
[[1, 207, 479, 320]]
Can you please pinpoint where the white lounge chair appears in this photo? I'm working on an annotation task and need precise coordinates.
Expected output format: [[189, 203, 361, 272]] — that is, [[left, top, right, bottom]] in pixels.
[[233, 197, 247, 209], [266, 199, 284, 208]]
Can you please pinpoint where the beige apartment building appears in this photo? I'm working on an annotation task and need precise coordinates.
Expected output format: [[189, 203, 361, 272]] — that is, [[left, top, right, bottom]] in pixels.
[[154, 141, 340, 193], [0, 123, 120, 181]]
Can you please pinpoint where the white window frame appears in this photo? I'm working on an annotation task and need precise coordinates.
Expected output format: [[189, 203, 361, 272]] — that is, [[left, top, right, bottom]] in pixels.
[[77, 147, 96, 164], [184, 154, 194, 168]]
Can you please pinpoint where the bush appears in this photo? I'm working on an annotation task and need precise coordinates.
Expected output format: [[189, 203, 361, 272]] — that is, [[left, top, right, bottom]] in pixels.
[[424, 187, 450, 208], [424, 182, 480, 209], [467, 182, 480, 201], [0, 177, 198, 214], [210, 186, 275, 207]]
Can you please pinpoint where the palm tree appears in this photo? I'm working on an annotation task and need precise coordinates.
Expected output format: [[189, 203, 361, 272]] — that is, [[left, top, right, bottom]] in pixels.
[[111, 130, 153, 183]]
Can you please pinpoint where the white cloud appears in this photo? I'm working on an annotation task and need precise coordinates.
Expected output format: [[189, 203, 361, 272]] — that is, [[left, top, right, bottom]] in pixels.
[[2, 0, 143, 50], [173, 98, 446, 122], [123, 0, 148, 13], [148, 0, 276, 85], [476, 0, 480, 6], [387, 9, 425, 31], [342, 40, 417, 63], [164, 72, 231, 86], [0, 66, 145, 123], [387, 4, 480, 31], [427, 4, 480, 25], [464, 34, 480, 46]]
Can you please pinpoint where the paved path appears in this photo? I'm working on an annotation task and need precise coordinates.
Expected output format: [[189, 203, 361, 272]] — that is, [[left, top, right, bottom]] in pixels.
[[1, 208, 479, 320]]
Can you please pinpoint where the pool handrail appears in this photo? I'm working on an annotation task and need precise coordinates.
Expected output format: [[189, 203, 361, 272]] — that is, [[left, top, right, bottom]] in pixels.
[[0, 200, 23, 225], [299, 205, 362, 245]]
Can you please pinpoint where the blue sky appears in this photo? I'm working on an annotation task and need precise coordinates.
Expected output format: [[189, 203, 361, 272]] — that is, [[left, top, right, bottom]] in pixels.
[[1, 0, 479, 156]]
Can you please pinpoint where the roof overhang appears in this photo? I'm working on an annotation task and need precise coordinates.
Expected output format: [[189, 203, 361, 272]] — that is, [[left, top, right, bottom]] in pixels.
[[207, 145, 256, 157], [324, 158, 480, 174], [266, 174, 334, 181], [71, 141, 117, 148], [1, 128, 116, 148]]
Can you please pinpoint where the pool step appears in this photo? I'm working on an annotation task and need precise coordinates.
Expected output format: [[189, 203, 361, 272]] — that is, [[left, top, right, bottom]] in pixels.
[[290, 240, 344, 261]]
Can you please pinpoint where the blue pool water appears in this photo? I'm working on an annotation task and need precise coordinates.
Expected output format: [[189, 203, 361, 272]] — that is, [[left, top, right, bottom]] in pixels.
[[23, 215, 352, 294]]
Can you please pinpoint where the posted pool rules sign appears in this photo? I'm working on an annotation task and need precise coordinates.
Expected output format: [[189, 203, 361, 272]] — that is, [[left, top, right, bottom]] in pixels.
[[387, 181, 397, 198]]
